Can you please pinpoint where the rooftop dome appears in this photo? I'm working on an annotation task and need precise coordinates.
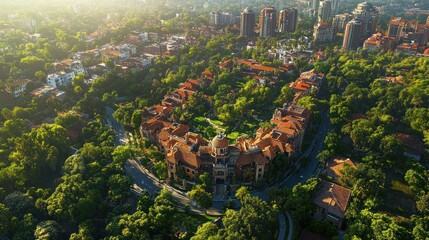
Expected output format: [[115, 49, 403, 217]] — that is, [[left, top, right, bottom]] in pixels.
[[212, 133, 229, 148], [357, 2, 374, 10], [243, 7, 253, 13]]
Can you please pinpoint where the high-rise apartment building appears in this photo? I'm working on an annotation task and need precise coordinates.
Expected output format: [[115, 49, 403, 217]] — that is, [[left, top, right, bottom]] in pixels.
[[209, 11, 235, 26], [310, 0, 320, 11], [278, 8, 298, 33], [332, 13, 353, 33], [259, 7, 276, 37], [387, 17, 429, 46], [240, 8, 256, 37], [319, 1, 332, 22], [313, 22, 336, 42], [342, 19, 363, 50], [331, 0, 339, 14], [352, 2, 378, 40], [339, 2, 378, 50]]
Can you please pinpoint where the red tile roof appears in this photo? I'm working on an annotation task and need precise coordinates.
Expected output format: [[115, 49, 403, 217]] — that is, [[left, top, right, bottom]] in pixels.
[[179, 81, 200, 91], [202, 69, 214, 77], [294, 82, 311, 91], [236, 59, 277, 72], [395, 133, 424, 158], [325, 156, 356, 179], [218, 59, 232, 68], [173, 88, 196, 100], [168, 140, 201, 169], [236, 150, 269, 167], [313, 181, 351, 219], [146, 104, 173, 116], [141, 116, 172, 131]]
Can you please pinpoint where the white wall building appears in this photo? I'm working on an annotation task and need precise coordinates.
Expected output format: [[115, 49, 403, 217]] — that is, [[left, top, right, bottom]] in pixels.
[[6, 79, 32, 97], [46, 59, 85, 88], [47, 71, 75, 88]]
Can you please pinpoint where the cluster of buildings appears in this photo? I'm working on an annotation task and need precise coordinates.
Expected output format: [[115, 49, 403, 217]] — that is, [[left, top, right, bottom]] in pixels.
[[341, 2, 379, 50], [309, 0, 340, 18], [312, 110, 426, 229], [139, 56, 323, 194], [311, 0, 340, 43], [239, 7, 298, 38], [313, 2, 378, 46], [289, 69, 325, 102], [43, 32, 195, 93], [5, 79, 32, 98], [363, 17, 429, 54], [6, 29, 183, 99], [191, 24, 237, 39], [274, 38, 313, 65], [218, 58, 295, 85], [7, 13, 37, 30], [209, 11, 236, 26], [315, 156, 354, 228], [46, 59, 85, 88], [337, 3, 429, 54]]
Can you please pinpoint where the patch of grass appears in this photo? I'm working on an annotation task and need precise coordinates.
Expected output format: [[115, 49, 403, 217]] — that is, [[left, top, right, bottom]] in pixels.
[[201, 214, 220, 221], [381, 176, 416, 218], [244, 121, 257, 129], [390, 180, 413, 196], [210, 118, 225, 127], [174, 212, 215, 239], [193, 116, 207, 125], [227, 131, 243, 142]]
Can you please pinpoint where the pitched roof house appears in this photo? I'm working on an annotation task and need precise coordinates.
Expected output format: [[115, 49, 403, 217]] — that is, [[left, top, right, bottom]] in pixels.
[[312, 181, 351, 228]]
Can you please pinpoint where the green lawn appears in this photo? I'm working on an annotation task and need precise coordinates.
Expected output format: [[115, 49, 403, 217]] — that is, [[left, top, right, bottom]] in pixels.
[[210, 118, 225, 127], [390, 180, 413, 196], [191, 116, 218, 140], [192, 113, 267, 142], [174, 211, 216, 238], [382, 173, 416, 218], [193, 116, 207, 125], [226, 131, 242, 142]]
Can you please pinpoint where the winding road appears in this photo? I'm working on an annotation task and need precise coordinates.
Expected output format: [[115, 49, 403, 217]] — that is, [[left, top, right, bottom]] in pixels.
[[105, 107, 215, 214], [105, 107, 331, 238]]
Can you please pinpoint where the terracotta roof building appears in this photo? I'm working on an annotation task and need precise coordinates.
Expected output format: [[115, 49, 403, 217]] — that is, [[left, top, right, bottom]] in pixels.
[[218, 58, 289, 74], [139, 64, 314, 192], [363, 32, 395, 51], [312, 180, 351, 228], [395, 133, 425, 161], [140, 116, 173, 143], [387, 17, 429, 47], [324, 156, 356, 180], [268, 104, 311, 155], [396, 42, 419, 55]]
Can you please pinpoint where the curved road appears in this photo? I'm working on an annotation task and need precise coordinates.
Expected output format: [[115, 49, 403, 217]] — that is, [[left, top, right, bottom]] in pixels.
[[105, 107, 211, 214], [106, 107, 331, 237]]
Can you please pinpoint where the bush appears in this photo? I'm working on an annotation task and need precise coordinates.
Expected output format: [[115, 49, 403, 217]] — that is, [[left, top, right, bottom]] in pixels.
[[222, 200, 237, 212], [308, 219, 337, 237]]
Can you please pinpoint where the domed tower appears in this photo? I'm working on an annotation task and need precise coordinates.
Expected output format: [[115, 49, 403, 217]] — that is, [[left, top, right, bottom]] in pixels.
[[211, 133, 229, 164], [352, 2, 378, 40]]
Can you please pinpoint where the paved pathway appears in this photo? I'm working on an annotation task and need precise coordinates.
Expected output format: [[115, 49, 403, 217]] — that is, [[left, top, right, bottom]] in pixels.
[[277, 212, 286, 240], [206, 118, 226, 132], [285, 211, 294, 240]]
